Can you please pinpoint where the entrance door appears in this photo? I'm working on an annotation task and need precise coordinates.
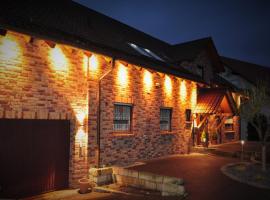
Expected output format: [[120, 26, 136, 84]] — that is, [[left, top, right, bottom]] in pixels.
[[0, 119, 70, 198]]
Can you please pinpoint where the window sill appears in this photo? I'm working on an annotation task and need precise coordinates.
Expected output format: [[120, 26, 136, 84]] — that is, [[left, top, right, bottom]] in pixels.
[[111, 131, 134, 137], [160, 130, 177, 135], [224, 130, 235, 133]]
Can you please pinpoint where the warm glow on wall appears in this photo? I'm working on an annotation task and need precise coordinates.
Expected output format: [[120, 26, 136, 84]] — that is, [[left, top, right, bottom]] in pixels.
[[191, 83, 197, 109], [164, 75, 172, 96], [117, 63, 128, 87], [180, 80, 187, 101], [143, 70, 153, 92], [0, 34, 22, 61], [76, 110, 87, 126], [89, 54, 99, 71], [49, 46, 68, 71], [76, 127, 86, 147], [75, 108, 88, 158], [82, 54, 89, 75]]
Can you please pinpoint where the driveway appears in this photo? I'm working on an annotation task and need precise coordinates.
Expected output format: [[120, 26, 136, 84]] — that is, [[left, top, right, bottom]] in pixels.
[[129, 153, 270, 200]]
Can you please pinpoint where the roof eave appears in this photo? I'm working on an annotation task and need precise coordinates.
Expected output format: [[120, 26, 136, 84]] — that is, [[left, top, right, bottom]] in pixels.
[[0, 23, 205, 84]]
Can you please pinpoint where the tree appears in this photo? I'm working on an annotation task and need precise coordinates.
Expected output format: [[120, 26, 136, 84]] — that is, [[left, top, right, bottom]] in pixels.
[[240, 80, 270, 171]]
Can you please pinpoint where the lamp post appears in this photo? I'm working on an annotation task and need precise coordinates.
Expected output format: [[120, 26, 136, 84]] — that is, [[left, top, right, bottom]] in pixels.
[[241, 140, 245, 162], [192, 113, 197, 146]]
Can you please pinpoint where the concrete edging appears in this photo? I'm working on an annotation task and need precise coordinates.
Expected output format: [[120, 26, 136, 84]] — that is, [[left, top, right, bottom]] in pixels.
[[112, 167, 185, 196]]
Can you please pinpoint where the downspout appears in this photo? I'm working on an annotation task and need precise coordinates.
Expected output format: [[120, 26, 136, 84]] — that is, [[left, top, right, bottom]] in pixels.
[[96, 57, 115, 168]]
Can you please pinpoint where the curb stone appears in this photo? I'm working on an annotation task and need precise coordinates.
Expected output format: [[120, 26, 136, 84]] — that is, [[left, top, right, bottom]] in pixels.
[[221, 162, 270, 190]]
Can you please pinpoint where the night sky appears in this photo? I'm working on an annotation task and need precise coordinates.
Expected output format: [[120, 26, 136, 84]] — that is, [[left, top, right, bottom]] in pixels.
[[75, 0, 270, 67]]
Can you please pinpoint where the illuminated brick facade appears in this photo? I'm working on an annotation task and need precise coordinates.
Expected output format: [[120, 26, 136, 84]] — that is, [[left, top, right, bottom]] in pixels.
[[0, 31, 197, 187]]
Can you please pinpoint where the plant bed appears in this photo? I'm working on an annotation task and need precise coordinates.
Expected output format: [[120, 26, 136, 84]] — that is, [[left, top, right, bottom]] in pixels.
[[221, 162, 270, 189]]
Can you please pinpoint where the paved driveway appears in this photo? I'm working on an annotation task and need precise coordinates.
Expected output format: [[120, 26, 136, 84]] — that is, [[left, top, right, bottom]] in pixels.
[[129, 153, 270, 200]]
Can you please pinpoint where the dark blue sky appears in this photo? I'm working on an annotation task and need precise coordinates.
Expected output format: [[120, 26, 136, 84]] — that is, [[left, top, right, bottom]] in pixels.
[[75, 0, 270, 67]]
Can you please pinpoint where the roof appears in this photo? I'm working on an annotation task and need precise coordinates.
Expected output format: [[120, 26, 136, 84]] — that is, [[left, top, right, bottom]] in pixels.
[[221, 56, 270, 86], [194, 88, 237, 114], [171, 37, 224, 73], [0, 0, 204, 83], [212, 74, 238, 90]]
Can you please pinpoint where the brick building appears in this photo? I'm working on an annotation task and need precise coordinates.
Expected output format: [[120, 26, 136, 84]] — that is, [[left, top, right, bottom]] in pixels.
[[0, 1, 240, 198]]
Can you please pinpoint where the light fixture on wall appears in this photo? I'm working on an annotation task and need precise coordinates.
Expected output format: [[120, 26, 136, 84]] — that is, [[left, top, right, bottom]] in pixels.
[[77, 126, 85, 158], [45, 40, 56, 48], [155, 82, 161, 88], [156, 72, 165, 77], [29, 37, 35, 43], [83, 51, 92, 57]]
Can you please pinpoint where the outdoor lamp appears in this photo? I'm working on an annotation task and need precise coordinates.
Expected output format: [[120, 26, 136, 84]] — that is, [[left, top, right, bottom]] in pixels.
[[241, 140, 245, 161]]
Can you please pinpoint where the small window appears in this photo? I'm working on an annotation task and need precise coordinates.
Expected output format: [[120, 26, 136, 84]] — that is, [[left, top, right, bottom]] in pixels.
[[185, 109, 192, 122], [113, 104, 132, 131], [160, 108, 172, 131], [224, 117, 234, 131]]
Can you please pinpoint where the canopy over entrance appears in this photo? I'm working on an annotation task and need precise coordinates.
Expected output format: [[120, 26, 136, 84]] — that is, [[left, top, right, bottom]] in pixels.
[[194, 88, 237, 114]]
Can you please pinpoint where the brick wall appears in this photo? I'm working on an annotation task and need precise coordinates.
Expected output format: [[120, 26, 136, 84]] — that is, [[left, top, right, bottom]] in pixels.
[[0, 31, 89, 187], [90, 62, 197, 166], [0, 31, 197, 187]]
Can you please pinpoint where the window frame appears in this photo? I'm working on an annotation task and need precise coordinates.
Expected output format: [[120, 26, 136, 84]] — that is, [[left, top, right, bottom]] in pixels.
[[160, 107, 172, 131], [113, 103, 133, 132], [224, 116, 234, 131]]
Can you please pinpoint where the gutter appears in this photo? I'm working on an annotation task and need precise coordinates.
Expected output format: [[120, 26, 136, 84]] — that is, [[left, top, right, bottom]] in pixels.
[[96, 57, 115, 168]]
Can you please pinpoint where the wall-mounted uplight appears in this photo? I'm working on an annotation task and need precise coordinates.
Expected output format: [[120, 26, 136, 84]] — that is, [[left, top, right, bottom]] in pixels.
[[45, 40, 56, 48], [155, 82, 161, 88], [75, 110, 88, 158], [76, 127, 86, 157], [76, 111, 87, 126]]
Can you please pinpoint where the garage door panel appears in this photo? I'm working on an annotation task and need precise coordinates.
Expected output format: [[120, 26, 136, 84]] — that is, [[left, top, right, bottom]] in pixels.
[[0, 119, 70, 198]]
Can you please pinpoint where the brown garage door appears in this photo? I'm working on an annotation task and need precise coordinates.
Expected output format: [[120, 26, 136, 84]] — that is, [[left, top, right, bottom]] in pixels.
[[0, 119, 70, 198]]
